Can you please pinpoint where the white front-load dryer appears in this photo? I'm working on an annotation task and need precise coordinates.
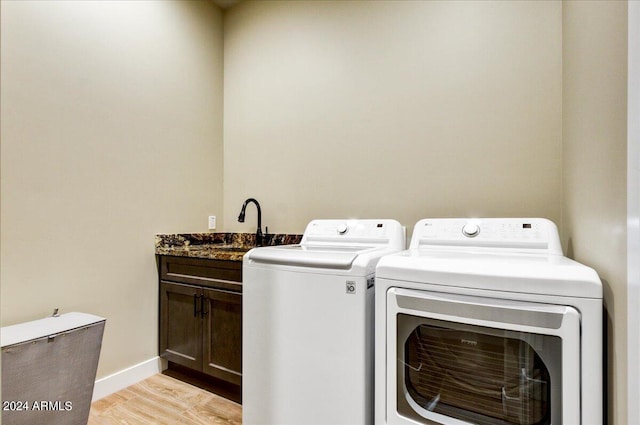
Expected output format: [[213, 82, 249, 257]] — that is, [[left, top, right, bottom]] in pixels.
[[243, 219, 405, 425], [374, 218, 602, 425]]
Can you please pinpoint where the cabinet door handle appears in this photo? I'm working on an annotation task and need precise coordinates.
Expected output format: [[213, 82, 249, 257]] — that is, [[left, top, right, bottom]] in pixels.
[[193, 294, 201, 318], [201, 295, 209, 319]]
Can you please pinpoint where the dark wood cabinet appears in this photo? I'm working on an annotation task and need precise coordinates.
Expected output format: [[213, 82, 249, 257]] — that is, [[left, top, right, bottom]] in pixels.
[[160, 281, 203, 371], [158, 256, 242, 402], [202, 287, 242, 385]]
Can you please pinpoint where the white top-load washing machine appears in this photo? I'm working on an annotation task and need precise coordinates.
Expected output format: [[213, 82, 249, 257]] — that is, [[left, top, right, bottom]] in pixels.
[[243, 219, 405, 425], [375, 218, 602, 425]]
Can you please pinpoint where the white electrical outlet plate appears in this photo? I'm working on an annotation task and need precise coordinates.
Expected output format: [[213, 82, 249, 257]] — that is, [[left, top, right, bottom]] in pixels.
[[208, 216, 216, 230]]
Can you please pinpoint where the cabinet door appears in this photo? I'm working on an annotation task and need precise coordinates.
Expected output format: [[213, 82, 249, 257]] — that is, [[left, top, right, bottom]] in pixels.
[[160, 282, 203, 371], [201, 287, 242, 385]]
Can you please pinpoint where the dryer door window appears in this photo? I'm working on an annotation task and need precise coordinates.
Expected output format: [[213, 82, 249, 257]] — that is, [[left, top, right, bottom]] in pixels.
[[387, 288, 581, 425], [400, 316, 559, 425]]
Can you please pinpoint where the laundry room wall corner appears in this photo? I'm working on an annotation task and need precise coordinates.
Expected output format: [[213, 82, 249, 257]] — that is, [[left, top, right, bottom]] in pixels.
[[562, 1, 628, 423], [626, 1, 640, 423]]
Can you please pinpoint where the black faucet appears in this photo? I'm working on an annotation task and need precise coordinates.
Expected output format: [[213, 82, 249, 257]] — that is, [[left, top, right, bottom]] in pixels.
[[238, 198, 265, 246]]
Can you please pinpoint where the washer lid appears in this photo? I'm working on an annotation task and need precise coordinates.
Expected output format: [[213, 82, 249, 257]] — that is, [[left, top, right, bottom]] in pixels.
[[376, 250, 603, 299], [245, 244, 377, 268]]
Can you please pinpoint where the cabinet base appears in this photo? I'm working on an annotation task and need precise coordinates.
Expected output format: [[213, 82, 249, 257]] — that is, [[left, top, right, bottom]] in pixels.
[[163, 362, 242, 404]]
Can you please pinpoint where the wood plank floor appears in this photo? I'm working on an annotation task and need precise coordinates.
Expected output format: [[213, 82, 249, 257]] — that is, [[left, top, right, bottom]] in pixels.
[[88, 374, 242, 425]]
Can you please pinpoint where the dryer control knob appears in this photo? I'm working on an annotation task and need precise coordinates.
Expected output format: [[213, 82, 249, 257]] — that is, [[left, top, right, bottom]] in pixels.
[[337, 223, 349, 234], [462, 223, 480, 238]]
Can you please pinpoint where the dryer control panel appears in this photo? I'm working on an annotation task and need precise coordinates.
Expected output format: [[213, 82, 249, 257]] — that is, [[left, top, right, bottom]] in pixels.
[[410, 218, 562, 255]]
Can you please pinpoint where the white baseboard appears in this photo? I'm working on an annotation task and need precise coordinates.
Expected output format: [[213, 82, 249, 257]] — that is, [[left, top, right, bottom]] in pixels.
[[92, 356, 166, 401]]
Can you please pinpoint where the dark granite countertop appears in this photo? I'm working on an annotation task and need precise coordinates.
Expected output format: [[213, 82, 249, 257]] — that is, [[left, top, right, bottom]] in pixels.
[[155, 232, 302, 262]]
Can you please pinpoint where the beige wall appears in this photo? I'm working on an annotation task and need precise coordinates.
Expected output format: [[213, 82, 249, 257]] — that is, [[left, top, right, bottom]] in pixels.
[[222, 0, 563, 235], [0, 0, 224, 378], [628, 3, 640, 423], [562, 1, 628, 424]]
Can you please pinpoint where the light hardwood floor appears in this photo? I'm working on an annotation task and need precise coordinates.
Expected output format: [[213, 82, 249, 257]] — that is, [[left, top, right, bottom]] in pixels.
[[88, 374, 242, 425]]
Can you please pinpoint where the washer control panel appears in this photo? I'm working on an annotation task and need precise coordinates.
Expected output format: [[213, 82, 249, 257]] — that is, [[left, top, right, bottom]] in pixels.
[[461, 223, 480, 238], [302, 219, 405, 248], [306, 220, 392, 239], [411, 218, 562, 254]]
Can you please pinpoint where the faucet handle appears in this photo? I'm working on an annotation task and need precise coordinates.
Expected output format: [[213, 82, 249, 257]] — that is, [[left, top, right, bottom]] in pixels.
[[264, 226, 273, 246]]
